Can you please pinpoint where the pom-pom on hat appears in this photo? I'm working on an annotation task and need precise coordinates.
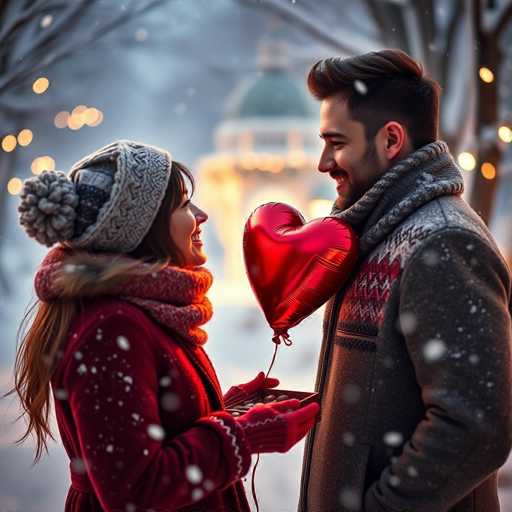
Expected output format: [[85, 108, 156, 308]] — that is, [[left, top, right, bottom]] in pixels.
[[18, 140, 172, 252]]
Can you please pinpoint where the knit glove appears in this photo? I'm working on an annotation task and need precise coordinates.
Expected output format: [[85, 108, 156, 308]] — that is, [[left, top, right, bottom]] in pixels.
[[223, 371, 280, 408], [235, 399, 320, 454]]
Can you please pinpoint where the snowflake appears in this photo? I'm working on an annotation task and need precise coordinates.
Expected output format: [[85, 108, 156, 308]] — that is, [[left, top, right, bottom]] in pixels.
[[117, 336, 130, 350], [422, 339, 446, 362], [186, 465, 203, 484], [191, 488, 204, 501], [353, 80, 367, 95], [147, 424, 165, 441], [383, 431, 403, 447]]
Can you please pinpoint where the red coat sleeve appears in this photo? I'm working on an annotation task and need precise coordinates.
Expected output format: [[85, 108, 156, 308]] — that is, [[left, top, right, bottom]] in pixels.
[[62, 307, 251, 511]]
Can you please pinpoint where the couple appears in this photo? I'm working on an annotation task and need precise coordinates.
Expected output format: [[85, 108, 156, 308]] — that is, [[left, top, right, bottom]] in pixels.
[[11, 49, 512, 512]]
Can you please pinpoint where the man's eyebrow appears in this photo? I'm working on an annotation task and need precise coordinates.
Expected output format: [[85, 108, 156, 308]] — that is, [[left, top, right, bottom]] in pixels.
[[319, 131, 349, 140]]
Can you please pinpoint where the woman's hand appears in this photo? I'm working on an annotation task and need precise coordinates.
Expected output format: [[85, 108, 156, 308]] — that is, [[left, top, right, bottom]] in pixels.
[[236, 399, 320, 453], [223, 371, 279, 408]]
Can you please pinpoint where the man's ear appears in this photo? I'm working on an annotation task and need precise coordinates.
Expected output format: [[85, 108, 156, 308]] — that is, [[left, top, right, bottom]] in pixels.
[[379, 121, 408, 161]]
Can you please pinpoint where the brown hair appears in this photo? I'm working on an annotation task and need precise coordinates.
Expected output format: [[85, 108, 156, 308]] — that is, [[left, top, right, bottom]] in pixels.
[[307, 49, 441, 150], [5, 160, 194, 462]]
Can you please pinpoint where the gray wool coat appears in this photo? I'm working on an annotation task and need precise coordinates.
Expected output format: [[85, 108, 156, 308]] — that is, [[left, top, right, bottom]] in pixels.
[[298, 142, 512, 512]]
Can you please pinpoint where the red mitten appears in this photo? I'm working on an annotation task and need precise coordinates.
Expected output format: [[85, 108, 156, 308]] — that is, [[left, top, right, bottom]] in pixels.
[[223, 371, 280, 408], [236, 399, 320, 453]]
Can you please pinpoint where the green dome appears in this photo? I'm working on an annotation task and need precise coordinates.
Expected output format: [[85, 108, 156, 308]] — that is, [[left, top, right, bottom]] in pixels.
[[226, 70, 317, 119]]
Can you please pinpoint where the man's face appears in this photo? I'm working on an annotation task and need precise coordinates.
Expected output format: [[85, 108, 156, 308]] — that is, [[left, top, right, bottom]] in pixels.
[[318, 94, 386, 211]]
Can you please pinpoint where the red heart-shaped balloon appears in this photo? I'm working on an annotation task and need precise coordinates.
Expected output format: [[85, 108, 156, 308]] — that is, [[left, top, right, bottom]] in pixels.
[[243, 202, 358, 343]]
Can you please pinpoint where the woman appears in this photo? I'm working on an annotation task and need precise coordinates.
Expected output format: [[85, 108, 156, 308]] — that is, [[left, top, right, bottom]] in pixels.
[[10, 140, 319, 511]]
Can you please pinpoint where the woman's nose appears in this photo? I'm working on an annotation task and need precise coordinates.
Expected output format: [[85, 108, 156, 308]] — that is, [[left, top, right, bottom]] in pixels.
[[193, 205, 208, 224]]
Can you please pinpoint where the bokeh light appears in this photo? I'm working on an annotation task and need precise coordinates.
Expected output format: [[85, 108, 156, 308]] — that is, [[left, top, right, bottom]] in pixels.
[[481, 162, 496, 180], [54, 111, 70, 129], [2, 134, 17, 152], [31, 156, 56, 175], [84, 107, 102, 126], [478, 67, 494, 83], [7, 177, 23, 195], [498, 125, 512, 143], [33, 77, 50, 94], [308, 199, 333, 219], [457, 151, 476, 171], [17, 129, 33, 146]]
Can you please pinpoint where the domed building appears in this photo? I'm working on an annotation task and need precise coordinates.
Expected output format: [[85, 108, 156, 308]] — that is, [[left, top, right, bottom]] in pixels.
[[197, 40, 333, 289]]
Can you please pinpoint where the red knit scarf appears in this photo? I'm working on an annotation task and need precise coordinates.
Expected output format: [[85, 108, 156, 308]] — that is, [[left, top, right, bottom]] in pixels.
[[34, 246, 213, 345]]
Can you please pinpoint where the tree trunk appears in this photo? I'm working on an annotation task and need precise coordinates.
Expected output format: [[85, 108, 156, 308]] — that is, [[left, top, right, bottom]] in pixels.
[[0, 149, 15, 294], [469, 25, 502, 224]]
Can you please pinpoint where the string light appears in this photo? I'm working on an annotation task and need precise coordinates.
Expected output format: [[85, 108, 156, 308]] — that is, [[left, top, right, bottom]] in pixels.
[[498, 126, 512, 143], [54, 111, 69, 129], [7, 177, 23, 195], [481, 162, 496, 180], [58, 106, 103, 129], [478, 67, 494, 83], [17, 129, 33, 146], [84, 107, 102, 126], [457, 152, 476, 171], [31, 156, 55, 175], [33, 77, 50, 94], [1, 134, 17, 152]]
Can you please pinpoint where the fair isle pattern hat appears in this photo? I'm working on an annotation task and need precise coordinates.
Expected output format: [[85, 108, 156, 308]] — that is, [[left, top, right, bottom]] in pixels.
[[18, 140, 172, 253]]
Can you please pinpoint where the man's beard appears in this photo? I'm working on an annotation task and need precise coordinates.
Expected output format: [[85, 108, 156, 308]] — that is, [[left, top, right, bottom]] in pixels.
[[334, 141, 380, 211]]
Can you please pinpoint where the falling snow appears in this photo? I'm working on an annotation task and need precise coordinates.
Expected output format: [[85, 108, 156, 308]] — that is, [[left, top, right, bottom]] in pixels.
[[117, 336, 130, 350], [399, 312, 417, 335], [191, 488, 205, 501], [147, 424, 165, 441], [54, 388, 68, 400], [339, 487, 360, 510], [160, 376, 172, 387], [383, 431, 404, 447], [422, 339, 446, 362], [186, 465, 203, 484], [161, 392, 180, 411]]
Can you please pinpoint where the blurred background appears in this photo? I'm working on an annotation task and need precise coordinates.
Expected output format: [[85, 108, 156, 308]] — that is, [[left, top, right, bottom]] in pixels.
[[1, 1, 512, 511]]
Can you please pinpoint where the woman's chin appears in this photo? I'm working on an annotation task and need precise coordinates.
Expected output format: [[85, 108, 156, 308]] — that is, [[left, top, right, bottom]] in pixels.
[[185, 248, 207, 267]]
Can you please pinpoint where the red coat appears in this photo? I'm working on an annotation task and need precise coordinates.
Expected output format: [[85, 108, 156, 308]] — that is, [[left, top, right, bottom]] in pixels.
[[51, 297, 252, 511]]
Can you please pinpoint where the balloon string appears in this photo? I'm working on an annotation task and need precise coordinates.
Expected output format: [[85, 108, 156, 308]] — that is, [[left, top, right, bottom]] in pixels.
[[251, 331, 292, 510], [265, 339, 279, 379], [251, 453, 261, 512]]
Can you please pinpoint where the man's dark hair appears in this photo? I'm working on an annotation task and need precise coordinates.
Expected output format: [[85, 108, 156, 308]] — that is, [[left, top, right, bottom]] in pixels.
[[308, 49, 441, 150]]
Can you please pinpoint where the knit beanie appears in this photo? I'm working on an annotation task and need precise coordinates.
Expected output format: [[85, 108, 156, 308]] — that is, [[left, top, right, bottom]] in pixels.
[[18, 140, 172, 253]]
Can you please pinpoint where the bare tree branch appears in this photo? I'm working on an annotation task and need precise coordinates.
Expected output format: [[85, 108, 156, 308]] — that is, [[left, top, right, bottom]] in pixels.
[[237, 0, 379, 55], [440, 0, 467, 85], [0, 0, 66, 47], [0, 0, 171, 95], [364, 0, 408, 50], [14, 1, 89, 65], [494, 1, 512, 37]]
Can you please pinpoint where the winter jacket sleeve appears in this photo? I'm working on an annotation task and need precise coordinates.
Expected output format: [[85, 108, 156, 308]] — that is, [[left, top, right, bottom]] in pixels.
[[364, 228, 512, 512], [62, 307, 251, 512]]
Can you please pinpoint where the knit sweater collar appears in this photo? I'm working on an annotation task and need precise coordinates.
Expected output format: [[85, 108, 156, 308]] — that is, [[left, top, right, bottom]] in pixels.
[[331, 141, 465, 256], [35, 246, 213, 345]]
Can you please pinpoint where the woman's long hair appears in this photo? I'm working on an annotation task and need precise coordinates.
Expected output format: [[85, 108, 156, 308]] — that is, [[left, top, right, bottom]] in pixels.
[[5, 161, 194, 462]]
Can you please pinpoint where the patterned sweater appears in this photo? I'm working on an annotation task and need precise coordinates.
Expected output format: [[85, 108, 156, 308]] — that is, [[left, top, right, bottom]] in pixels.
[[298, 142, 512, 512]]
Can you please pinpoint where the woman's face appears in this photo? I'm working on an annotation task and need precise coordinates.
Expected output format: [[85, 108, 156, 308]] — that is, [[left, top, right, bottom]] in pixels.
[[169, 192, 208, 267]]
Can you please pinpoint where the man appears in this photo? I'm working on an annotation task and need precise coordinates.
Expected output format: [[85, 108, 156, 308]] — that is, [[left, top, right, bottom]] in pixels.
[[298, 49, 512, 512]]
